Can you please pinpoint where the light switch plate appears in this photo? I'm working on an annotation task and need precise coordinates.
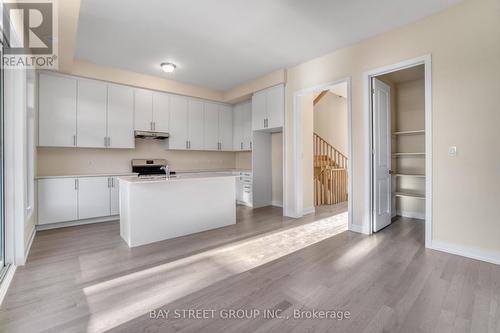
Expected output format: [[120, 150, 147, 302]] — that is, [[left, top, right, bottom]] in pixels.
[[448, 146, 457, 157]]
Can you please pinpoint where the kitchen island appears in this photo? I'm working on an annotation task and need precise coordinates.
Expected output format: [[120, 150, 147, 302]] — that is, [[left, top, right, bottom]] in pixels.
[[119, 172, 237, 247]]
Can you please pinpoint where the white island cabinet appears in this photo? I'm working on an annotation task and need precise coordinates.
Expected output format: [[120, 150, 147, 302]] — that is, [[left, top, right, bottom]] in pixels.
[[119, 173, 237, 247]]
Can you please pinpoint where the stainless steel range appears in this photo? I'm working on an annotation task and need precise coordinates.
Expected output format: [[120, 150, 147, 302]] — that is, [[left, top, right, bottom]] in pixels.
[[131, 159, 171, 178]]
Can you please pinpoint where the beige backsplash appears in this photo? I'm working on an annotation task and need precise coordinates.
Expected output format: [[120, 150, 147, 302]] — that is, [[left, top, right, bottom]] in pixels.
[[37, 140, 251, 176], [235, 151, 252, 170]]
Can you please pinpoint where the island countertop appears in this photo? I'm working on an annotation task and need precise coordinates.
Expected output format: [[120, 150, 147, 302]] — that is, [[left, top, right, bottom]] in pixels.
[[118, 172, 238, 184]]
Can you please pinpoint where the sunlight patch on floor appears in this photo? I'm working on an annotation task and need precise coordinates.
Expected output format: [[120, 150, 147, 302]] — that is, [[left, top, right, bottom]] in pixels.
[[83, 212, 348, 332]]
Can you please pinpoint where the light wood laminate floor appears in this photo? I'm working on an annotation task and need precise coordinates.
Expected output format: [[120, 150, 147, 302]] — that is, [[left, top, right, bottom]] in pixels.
[[1, 203, 499, 333]]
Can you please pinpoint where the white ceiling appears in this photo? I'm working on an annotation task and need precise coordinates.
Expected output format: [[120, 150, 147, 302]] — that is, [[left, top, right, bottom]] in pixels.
[[76, 0, 461, 91]]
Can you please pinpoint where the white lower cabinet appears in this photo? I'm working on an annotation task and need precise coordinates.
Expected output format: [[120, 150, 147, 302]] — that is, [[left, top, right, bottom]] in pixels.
[[236, 172, 253, 207], [37, 175, 122, 226], [78, 177, 111, 220], [110, 177, 120, 215], [38, 178, 78, 225]]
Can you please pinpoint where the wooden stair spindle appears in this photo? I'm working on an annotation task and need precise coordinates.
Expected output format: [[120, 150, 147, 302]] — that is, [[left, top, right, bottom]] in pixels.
[[313, 133, 348, 206]]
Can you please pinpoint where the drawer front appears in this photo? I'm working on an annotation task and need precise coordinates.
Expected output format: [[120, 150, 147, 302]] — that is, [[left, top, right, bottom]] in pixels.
[[240, 177, 252, 184]]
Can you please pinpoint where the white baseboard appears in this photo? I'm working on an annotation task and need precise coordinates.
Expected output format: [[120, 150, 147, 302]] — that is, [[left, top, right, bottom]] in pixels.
[[271, 200, 283, 207], [236, 201, 253, 208], [302, 207, 315, 215], [396, 210, 425, 220], [36, 215, 119, 231], [24, 227, 36, 263], [349, 223, 370, 235], [431, 240, 500, 266], [0, 265, 17, 305]]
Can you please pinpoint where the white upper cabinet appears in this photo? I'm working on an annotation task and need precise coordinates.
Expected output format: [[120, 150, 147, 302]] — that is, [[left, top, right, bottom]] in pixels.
[[252, 90, 267, 131], [233, 101, 252, 151], [39, 73, 77, 147], [243, 102, 253, 149], [252, 84, 284, 131], [77, 79, 107, 148], [204, 102, 220, 150], [107, 84, 135, 149], [219, 105, 233, 150], [266, 84, 284, 129], [188, 99, 204, 150], [152, 92, 170, 132], [168, 95, 189, 149], [134, 89, 153, 131], [233, 103, 244, 150], [78, 177, 111, 220], [37, 178, 78, 225]]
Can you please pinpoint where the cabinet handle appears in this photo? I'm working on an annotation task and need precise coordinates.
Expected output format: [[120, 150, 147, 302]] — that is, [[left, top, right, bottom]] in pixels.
[[250, 141, 252, 149], [112, 178, 115, 187], [153, 122, 156, 131], [74, 179, 78, 190], [108, 137, 111, 147], [150, 121, 153, 131], [264, 119, 266, 128], [73, 135, 77, 146], [108, 177, 111, 188], [241, 142, 243, 150]]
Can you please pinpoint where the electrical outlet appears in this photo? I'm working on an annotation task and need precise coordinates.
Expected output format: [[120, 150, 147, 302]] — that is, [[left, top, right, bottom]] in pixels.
[[448, 146, 457, 157]]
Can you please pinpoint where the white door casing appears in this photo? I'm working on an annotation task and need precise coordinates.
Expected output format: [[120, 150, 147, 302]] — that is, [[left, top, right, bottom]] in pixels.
[[372, 78, 392, 232]]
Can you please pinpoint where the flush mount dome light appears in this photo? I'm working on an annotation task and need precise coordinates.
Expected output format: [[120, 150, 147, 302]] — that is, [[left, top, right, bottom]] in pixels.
[[161, 62, 176, 73]]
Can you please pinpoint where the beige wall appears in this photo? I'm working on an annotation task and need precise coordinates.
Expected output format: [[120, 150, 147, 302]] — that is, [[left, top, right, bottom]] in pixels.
[[301, 94, 315, 211], [235, 152, 252, 170], [313, 92, 348, 155], [60, 60, 224, 102], [37, 141, 236, 176], [271, 133, 283, 205], [288, 0, 500, 253]]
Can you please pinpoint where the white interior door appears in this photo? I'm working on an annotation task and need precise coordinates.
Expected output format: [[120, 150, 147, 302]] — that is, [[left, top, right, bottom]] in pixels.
[[372, 78, 392, 232]]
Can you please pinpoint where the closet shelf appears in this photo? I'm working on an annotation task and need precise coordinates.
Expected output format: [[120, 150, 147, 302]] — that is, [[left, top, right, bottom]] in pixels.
[[392, 152, 425, 157], [393, 192, 425, 199], [393, 174, 426, 178], [392, 129, 425, 135]]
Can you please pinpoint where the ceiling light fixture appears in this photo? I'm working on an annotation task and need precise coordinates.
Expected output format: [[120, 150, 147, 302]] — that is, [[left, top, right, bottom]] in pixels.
[[160, 62, 176, 73]]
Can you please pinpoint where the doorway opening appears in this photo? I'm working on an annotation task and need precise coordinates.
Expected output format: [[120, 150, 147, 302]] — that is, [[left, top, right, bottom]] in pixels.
[[312, 82, 348, 209], [287, 77, 353, 231], [366, 56, 432, 247]]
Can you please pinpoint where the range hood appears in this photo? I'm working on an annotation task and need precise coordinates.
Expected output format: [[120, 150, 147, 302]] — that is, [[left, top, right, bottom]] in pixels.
[[134, 130, 170, 140]]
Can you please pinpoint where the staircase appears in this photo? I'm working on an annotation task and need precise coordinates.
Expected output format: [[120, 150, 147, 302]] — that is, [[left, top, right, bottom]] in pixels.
[[314, 133, 348, 206]]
